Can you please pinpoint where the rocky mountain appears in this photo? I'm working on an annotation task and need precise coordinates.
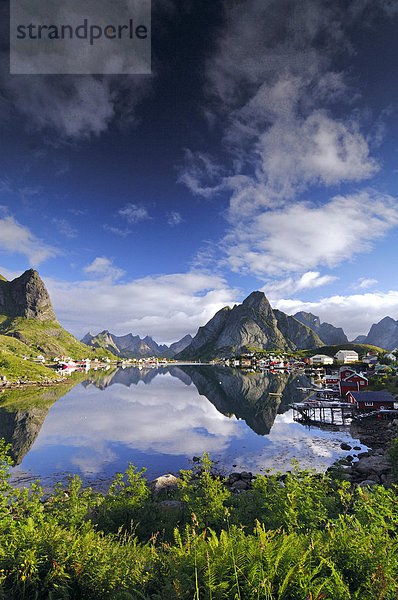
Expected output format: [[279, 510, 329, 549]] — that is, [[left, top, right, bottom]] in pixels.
[[358, 316, 398, 350], [293, 311, 348, 345], [81, 330, 193, 358], [169, 334, 193, 355], [0, 269, 98, 358], [0, 269, 56, 322], [176, 291, 323, 360]]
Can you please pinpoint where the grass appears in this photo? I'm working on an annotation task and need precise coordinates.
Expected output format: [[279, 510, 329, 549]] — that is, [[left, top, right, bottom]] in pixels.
[[298, 342, 385, 358], [0, 316, 116, 383], [0, 450, 398, 598], [0, 351, 61, 382], [0, 315, 116, 359]]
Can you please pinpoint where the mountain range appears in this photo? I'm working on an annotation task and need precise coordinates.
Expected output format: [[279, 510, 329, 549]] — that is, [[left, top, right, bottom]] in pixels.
[[1, 270, 398, 365], [81, 330, 193, 358], [177, 291, 326, 360], [177, 291, 398, 359]]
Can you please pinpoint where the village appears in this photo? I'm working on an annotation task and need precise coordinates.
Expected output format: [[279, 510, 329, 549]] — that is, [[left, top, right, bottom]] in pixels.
[[224, 347, 398, 425]]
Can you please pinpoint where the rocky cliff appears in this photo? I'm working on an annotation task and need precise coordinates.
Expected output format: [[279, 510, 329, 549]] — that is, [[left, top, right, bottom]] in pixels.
[[0, 269, 98, 357], [177, 291, 323, 360], [0, 269, 57, 322], [274, 310, 323, 349], [169, 334, 193, 355], [293, 311, 348, 345], [360, 316, 398, 351], [0, 269, 98, 358]]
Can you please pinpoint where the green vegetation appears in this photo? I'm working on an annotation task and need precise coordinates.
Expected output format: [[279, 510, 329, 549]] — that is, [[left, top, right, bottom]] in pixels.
[[299, 342, 385, 359], [0, 316, 115, 360], [0, 351, 59, 382], [0, 323, 116, 382], [368, 373, 398, 393], [1, 450, 398, 598]]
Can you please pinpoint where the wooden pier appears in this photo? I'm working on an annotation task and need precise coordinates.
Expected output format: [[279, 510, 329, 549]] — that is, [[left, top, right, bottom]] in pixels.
[[291, 401, 357, 426]]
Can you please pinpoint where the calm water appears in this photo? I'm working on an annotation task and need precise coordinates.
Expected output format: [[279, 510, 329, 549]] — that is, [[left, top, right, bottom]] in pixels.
[[1, 365, 367, 490]]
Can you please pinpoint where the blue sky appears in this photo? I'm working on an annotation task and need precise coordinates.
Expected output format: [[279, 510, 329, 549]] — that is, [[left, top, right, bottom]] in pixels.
[[1, 0, 398, 343]]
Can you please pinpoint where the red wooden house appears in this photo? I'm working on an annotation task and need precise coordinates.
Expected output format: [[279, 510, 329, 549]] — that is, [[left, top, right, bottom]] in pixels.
[[340, 368, 358, 380], [339, 369, 368, 395], [347, 391, 395, 411]]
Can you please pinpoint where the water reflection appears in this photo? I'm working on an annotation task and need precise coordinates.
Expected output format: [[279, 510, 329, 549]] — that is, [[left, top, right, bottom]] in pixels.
[[0, 366, 366, 488], [179, 366, 309, 435], [0, 380, 79, 464]]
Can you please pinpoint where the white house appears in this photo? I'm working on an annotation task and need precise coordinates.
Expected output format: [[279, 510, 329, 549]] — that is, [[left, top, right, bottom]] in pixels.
[[334, 350, 359, 363], [362, 353, 378, 365], [310, 354, 334, 365]]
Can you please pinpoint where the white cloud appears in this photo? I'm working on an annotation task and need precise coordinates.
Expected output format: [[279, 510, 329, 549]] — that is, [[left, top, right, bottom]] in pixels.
[[83, 257, 125, 282], [52, 218, 78, 239], [6, 76, 115, 140], [1, 62, 149, 143], [223, 192, 398, 276], [118, 203, 150, 224], [179, 0, 378, 206], [167, 211, 183, 226], [178, 150, 226, 198], [103, 224, 130, 237], [357, 278, 378, 289], [177, 0, 393, 283], [0, 216, 57, 266], [274, 291, 398, 340], [32, 375, 240, 474], [45, 271, 238, 343], [262, 271, 337, 297]]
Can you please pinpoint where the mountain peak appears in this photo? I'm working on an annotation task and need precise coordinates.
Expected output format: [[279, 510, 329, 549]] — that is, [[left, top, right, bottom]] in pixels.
[[294, 311, 347, 345], [362, 315, 398, 350], [378, 316, 397, 325], [178, 290, 322, 360], [0, 269, 57, 322], [242, 291, 272, 312]]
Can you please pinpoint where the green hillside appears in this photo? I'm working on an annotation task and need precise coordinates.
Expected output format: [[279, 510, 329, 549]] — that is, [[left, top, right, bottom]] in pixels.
[[0, 317, 115, 361], [0, 269, 117, 362], [300, 342, 385, 358], [0, 347, 58, 383]]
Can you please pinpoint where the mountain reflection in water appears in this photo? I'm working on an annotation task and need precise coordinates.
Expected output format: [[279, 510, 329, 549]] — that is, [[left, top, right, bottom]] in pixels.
[[0, 366, 365, 489]]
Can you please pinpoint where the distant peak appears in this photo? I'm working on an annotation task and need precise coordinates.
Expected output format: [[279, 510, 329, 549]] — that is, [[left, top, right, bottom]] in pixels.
[[378, 316, 397, 324]]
